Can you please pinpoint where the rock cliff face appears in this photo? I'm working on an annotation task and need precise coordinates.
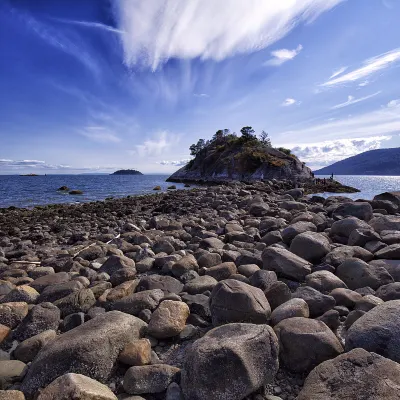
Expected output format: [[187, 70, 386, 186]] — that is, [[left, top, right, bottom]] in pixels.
[[167, 140, 312, 183]]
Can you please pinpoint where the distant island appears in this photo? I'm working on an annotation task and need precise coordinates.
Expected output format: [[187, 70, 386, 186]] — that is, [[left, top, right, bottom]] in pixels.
[[20, 173, 39, 176], [111, 169, 143, 175], [314, 147, 400, 175]]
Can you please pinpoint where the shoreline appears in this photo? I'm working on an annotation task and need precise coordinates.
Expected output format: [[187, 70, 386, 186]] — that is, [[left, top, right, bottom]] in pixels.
[[0, 178, 400, 398]]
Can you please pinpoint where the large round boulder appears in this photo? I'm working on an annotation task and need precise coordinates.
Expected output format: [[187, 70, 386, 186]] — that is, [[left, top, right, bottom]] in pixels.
[[210, 279, 271, 325], [346, 300, 400, 363], [290, 232, 330, 263], [298, 348, 400, 400], [181, 323, 279, 400], [262, 247, 311, 282], [274, 317, 343, 373]]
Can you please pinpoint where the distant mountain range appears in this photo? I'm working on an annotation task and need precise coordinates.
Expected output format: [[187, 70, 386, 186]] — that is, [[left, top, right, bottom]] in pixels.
[[314, 147, 400, 175]]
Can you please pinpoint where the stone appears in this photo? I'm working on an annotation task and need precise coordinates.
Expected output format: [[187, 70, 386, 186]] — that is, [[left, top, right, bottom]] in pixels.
[[281, 222, 317, 245], [293, 286, 336, 317], [183, 276, 218, 295], [336, 258, 393, 290], [262, 247, 311, 282], [317, 309, 340, 331], [205, 262, 237, 281], [375, 243, 400, 259], [148, 300, 189, 339], [53, 288, 96, 318], [99, 255, 136, 276], [0, 360, 27, 386], [330, 217, 370, 239], [347, 228, 380, 247], [118, 339, 152, 366], [355, 295, 383, 312], [181, 293, 210, 319], [237, 264, 260, 278], [37, 373, 117, 400], [290, 232, 330, 263], [197, 252, 222, 269], [30, 272, 71, 292], [20, 311, 147, 397], [274, 317, 343, 373], [264, 281, 292, 310], [375, 282, 400, 301], [345, 310, 366, 329], [109, 289, 164, 316], [171, 255, 198, 278], [329, 288, 362, 308], [136, 275, 183, 295], [249, 270, 277, 291], [297, 348, 400, 400], [181, 323, 279, 400], [0, 302, 28, 329], [324, 245, 373, 267], [123, 365, 180, 395], [210, 279, 271, 325], [0, 325, 10, 344], [270, 298, 309, 326], [0, 286, 39, 304], [0, 391, 25, 400], [332, 202, 373, 221], [369, 215, 400, 233], [38, 281, 84, 303], [346, 300, 400, 362], [14, 330, 57, 363], [305, 271, 347, 294]]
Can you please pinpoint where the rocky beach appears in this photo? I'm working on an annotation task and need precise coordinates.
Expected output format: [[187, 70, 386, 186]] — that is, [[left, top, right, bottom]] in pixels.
[[0, 180, 399, 399]]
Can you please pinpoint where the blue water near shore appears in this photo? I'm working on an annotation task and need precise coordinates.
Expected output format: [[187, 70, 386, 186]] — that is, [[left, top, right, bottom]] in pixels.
[[0, 174, 400, 208], [315, 175, 400, 200], [0, 174, 183, 208]]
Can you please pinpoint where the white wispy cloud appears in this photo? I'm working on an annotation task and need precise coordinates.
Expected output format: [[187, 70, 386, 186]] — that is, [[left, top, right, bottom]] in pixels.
[[80, 127, 121, 143], [322, 47, 400, 87], [329, 66, 348, 79], [331, 91, 381, 109], [11, 8, 101, 78], [264, 45, 303, 66], [113, 0, 343, 69], [282, 98, 298, 107], [278, 99, 400, 142], [158, 159, 191, 166], [289, 135, 393, 169], [132, 131, 180, 157], [53, 18, 124, 34], [194, 93, 210, 98]]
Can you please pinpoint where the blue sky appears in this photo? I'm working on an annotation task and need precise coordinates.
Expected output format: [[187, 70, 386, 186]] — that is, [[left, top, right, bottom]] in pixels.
[[1, 0, 400, 174]]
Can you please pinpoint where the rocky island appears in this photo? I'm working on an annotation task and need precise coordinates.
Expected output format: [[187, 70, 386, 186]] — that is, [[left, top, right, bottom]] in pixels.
[[112, 169, 143, 176], [167, 127, 313, 183], [0, 179, 400, 399]]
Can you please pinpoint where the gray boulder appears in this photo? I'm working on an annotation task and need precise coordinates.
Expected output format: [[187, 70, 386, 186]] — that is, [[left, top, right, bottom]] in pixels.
[[181, 323, 279, 400], [305, 271, 347, 294], [298, 348, 400, 400], [369, 215, 400, 233], [262, 247, 311, 282], [336, 258, 393, 290], [270, 298, 309, 326], [274, 317, 343, 373], [346, 300, 400, 362], [293, 286, 335, 317], [210, 279, 270, 325], [20, 311, 147, 397], [332, 202, 373, 221], [281, 222, 317, 245], [290, 232, 330, 263]]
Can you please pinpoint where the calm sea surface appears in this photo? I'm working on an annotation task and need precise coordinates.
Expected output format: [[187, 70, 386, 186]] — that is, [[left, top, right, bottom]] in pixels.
[[0, 174, 400, 208]]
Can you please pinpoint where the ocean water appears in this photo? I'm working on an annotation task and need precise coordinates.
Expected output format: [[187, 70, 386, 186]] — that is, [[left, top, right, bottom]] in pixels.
[[315, 175, 400, 200], [1, 174, 400, 209], [0, 174, 187, 208]]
